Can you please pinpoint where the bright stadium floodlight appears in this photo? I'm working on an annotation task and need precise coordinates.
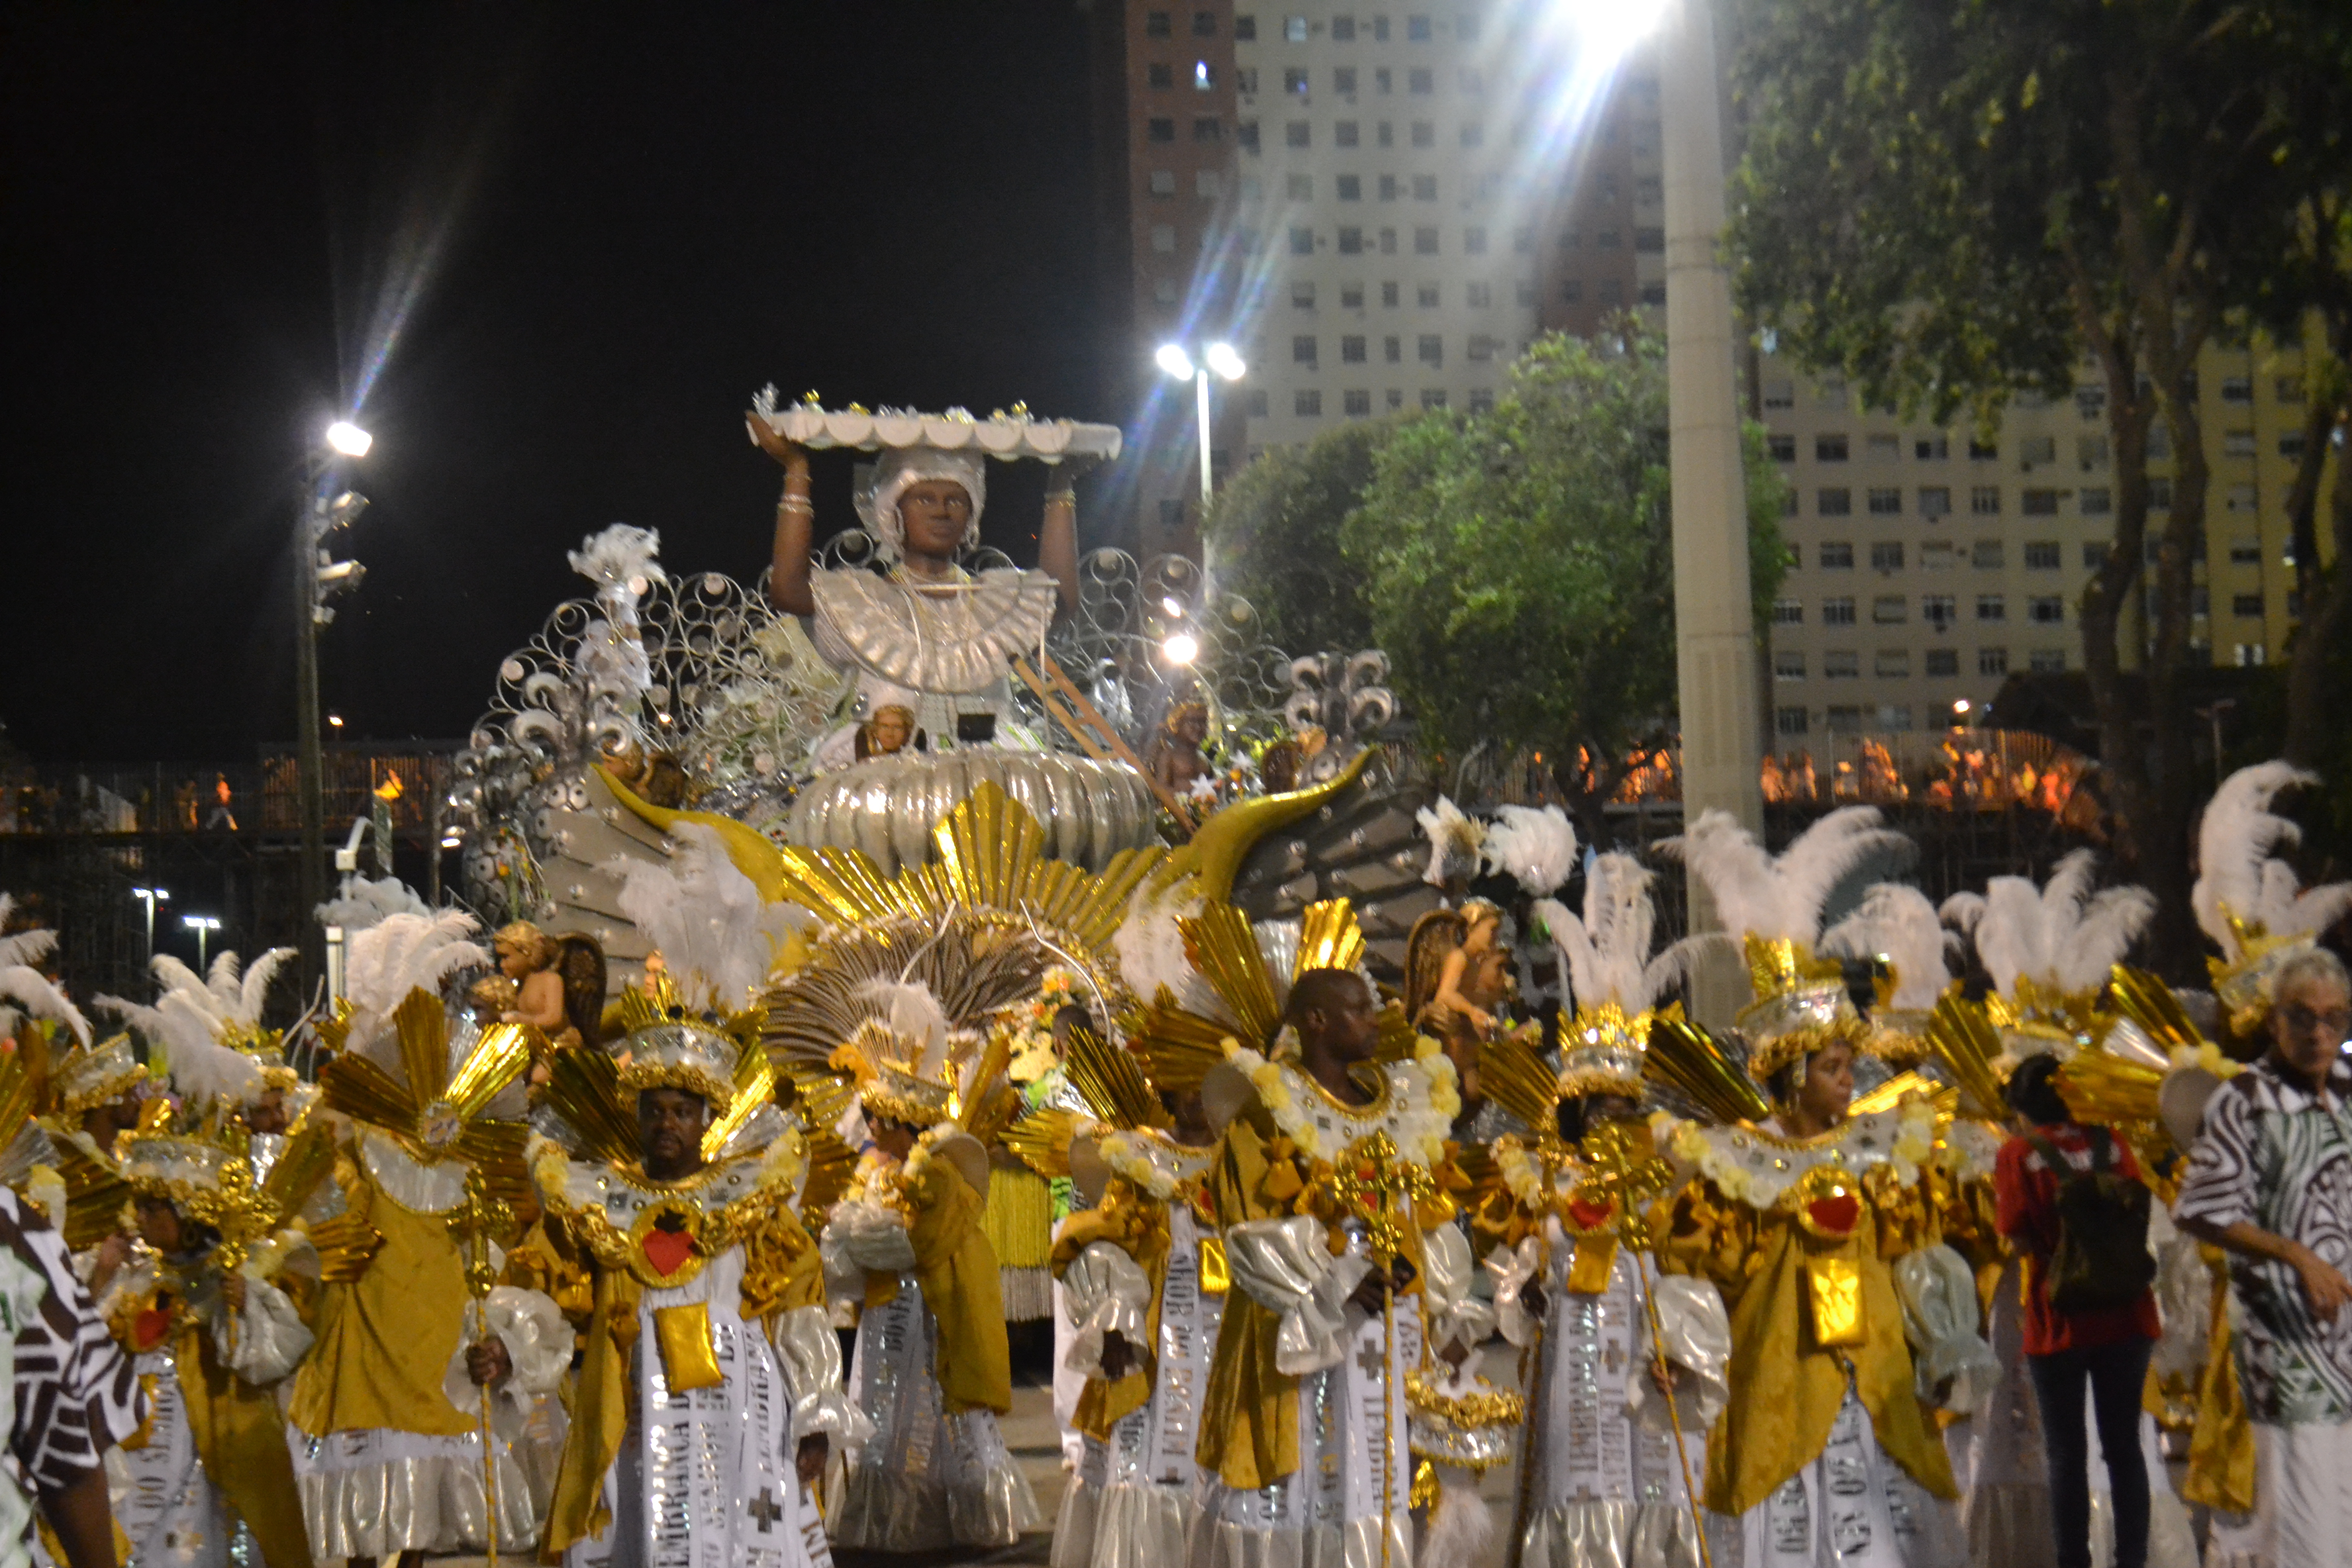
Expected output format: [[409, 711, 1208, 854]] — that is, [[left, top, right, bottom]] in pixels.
[[1205, 342, 1246, 381], [1155, 344, 1196, 382], [324, 420, 374, 458], [1556, 0, 1668, 63], [1162, 631, 1200, 666]]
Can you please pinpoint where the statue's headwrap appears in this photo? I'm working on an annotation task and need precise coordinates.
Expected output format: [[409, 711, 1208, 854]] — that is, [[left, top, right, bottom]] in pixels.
[[855, 448, 987, 561]]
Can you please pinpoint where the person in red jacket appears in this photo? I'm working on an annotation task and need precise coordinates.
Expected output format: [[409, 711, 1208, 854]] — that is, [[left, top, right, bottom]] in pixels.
[[1994, 1051, 2162, 1568]]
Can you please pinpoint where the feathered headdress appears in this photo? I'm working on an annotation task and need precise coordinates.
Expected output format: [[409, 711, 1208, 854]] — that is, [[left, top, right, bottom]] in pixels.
[[829, 978, 974, 1128], [1416, 795, 1486, 888], [314, 876, 432, 934], [1482, 805, 1578, 897], [1820, 883, 1954, 1064], [2192, 762, 2352, 1034], [606, 822, 807, 1111], [118, 949, 297, 1105], [1663, 806, 1910, 1086], [1530, 852, 1684, 1099], [1943, 851, 2154, 1041], [0, 895, 91, 1048], [342, 910, 488, 1023]]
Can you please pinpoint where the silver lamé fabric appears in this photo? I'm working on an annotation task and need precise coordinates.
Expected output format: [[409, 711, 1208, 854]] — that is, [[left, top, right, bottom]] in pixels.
[[1058, 1208, 1227, 1568], [1190, 1275, 1423, 1568], [831, 1276, 1039, 1552]]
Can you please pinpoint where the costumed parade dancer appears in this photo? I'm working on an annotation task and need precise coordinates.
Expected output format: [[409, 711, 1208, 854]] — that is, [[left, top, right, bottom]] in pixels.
[[1652, 808, 1997, 1568], [1031, 1019, 1227, 1568], [97, 1033, 326, 1568], [2172, 763, 2352, 1567], [1161, 898, 1466, 1568], [1479, 849, 1731, 1568], [513, 823, 859, 1568], [816, 981, 1039, 1552], [283, 909, 561, 1566]]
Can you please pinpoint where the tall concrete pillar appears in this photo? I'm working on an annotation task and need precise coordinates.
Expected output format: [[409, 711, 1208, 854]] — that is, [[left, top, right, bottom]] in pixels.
[[1660, 0, 1763, 1022]]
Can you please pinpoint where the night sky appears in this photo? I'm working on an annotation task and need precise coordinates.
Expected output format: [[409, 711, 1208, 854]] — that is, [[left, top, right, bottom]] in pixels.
[[1, 2, 1111, 763]]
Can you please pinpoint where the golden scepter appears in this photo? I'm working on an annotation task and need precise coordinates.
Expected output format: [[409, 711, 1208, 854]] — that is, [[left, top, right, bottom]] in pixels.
[[448, 1168, 512, 1568]]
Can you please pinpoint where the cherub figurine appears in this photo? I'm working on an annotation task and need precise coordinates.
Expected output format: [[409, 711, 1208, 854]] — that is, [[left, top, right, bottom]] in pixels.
[[854, 703, 923, 762], [489, 922, 606, 1059], [1405, 899, 1513, 1128], [1145, 701, 1214, 799]]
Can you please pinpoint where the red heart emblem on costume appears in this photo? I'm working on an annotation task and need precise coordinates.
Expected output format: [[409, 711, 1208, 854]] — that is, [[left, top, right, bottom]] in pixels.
[[134, 1308, 172, 1351], [1567, 1197, 1614, 1231], [641, 1227, 695, 1279], [1807, 1194, 1860, 1235]]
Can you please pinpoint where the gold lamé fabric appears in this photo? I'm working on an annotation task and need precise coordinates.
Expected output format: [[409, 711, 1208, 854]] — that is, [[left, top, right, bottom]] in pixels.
[[288, 1160, 475, 1440], [906, 1154, 1015, 1416], [1051, 1178, 1172, 1439], [1659, 1170, 1958, 1517]]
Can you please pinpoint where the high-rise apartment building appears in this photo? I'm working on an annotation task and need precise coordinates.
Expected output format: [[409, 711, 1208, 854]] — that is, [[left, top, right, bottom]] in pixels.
[[1760, 335, 2339, 742], [1091, 0, 1654, 554]]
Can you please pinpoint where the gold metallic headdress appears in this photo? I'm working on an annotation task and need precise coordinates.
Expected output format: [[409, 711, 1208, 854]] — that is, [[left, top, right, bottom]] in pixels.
[[51, 1033, 148, 1115]]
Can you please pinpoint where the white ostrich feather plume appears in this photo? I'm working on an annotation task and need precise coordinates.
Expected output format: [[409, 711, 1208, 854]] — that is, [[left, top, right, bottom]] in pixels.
[[609, 822, 807, 1011], [0, 896, 58, 973], [345, 910, 489, 1019], [1481, 804, 1579, 896], [315, 876, 432, 934], [2193, 761, 2352, 960], [1416, 795, 1487, 888], [1943, 851, 2155, 1000], [125, 946, 292, 1106], [1821, 884, 1953, 1010], [0, 968, 90, 1047], [1663, 806, 1910, 946], [1532, 851, 1682, 1016]]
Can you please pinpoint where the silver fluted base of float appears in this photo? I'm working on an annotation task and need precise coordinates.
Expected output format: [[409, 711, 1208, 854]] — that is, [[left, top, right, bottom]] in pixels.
[[788, 752, 1160, 875]]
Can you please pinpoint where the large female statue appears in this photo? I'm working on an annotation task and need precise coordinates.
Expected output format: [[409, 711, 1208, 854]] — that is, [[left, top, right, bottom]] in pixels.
[[755, 418, 1082, 772]]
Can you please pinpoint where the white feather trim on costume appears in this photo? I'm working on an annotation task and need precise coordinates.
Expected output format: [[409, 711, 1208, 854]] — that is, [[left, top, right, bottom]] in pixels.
[[1417, 1474, 1497, 1568], [1942, 849, 2155, 1001], [1480, 804, 1579, 896], [1113, 883, 1232, 1025], [0, 897, 58, 974], [1821, 884, 1953, 1010], [2192, 761, 2352, 960], [607, 822, 806, 1011]]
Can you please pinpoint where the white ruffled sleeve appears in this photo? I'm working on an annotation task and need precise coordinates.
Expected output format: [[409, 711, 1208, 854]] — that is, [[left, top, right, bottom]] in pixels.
[[821, 1200, 917, 1303], [1224, 1214, 1373, 1377], [1894, 1243, 2000, 1415], [1485, 1236, 1546, 1348], [439, 1286, 571, 1440], [1059, 1241, 1153, 1380], [1419, 1224, 1496, 1358], [1623, 1273, 1731, 1432], [213, 1272, 314, 1387], [772, 1303, 874, 1446]]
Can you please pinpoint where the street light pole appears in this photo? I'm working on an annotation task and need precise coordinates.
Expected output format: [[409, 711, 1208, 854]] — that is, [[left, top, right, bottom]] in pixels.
[[182, 914, 221, 971], [1659, 0, 1763, 1019], [296, 421, 372, 995], [293, 463, 327, 995], [1193, 368, 1214, 511], [130, 886, 168, 964]]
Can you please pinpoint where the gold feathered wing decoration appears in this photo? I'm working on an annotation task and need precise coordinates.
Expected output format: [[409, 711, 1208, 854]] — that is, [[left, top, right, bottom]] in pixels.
[[316, 991, 535, 1208]]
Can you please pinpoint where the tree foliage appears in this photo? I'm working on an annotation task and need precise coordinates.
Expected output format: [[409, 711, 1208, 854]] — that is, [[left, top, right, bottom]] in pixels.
[[1340, 328, 1792, 785], [1201, 418, 1384, 654], [1727, 0, 2340, 973]]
